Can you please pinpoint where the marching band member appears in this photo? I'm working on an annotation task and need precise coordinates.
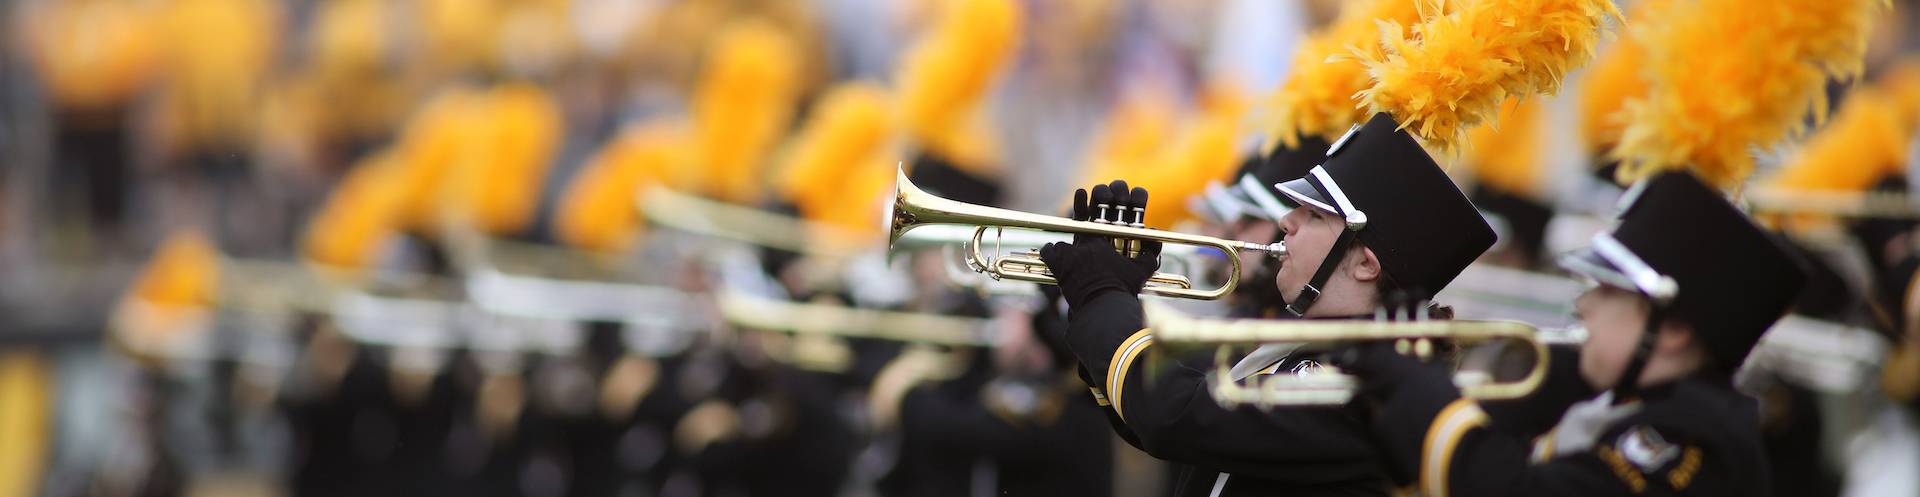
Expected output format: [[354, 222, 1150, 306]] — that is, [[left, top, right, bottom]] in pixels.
[[1344, 0, 1876, 494], [1343, 171, 1808, 497], [1037, 0, 1619, 493]]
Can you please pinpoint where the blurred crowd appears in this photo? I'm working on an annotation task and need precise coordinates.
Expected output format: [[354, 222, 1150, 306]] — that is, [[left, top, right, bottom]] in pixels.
[[1, 0, 1919, 496]]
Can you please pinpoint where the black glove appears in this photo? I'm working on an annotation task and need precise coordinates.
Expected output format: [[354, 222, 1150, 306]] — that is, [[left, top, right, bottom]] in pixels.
[[1038, 180, 1163, 308], [1337, 340, 1463, 485], [1337, 340, 1456, 405]]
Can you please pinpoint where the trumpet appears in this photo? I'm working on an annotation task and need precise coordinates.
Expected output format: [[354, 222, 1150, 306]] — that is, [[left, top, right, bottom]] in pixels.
[[1144, 302, 1548, 407], [892, 224, 1221, 297], [717, 290, 995, 347], [889, 167, 1285, 300], [639, 185, 868, 256], [1744, 187, 1920, 219]]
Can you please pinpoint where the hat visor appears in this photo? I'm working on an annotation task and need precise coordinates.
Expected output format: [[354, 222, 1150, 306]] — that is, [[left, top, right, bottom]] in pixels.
[[1196, 183, 1252, 223], [1275, 177, 1339, 215], [1232, 174, 1289, 220], [1557, 248, 1638, 293]]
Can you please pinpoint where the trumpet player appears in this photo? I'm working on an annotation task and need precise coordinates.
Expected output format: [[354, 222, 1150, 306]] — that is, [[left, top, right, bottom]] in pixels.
[[1038, 114, 1498, 496], [1197, 140, 1329, 319], [1341, 171, 1809, 497]]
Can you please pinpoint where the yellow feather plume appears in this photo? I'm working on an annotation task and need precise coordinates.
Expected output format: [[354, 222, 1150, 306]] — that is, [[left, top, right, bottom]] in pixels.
[[1465, 98, 1545, 198], [556, 120, 686, 253], [304, 151, 409, 270], [1877, 57, 1920, 126], [30, 0, 160, 110], [690, 20, 802, 203], [129, 231, 220, 308], [775, 83, 897, 208], [1610, 0, 1881, 190], [1764, 88, 1911, 193], [1575, 0, 1676, 157], [1264, 0, 1427, 150], [806, 158, 896, 246], [1357, 0, 1621, 153], [896, 0, 1023, 155], [393, 87, 489, 229], [446, 82, 565, 235], [1079, 90, 1180, 188], [1132, 115, 1240, 229]]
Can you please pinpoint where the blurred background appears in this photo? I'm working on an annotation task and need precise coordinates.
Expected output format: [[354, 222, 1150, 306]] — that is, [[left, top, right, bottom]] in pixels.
[[3, 0, 1920, 496]]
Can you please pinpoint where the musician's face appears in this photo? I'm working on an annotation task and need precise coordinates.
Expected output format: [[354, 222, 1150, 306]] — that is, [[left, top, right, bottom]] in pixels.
[[1272, 207, 1378, 315], [1575, 284, 1650, 390], [1575, 284, 1706, 391]]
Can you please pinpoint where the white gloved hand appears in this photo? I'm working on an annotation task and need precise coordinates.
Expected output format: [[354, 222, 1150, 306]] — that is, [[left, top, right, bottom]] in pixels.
[[1550, 391, 1643, 457]]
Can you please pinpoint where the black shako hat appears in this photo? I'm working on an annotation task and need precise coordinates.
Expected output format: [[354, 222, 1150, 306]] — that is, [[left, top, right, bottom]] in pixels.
[[1559, 171, 1809, 371], [1272, 112, 1498, 299]]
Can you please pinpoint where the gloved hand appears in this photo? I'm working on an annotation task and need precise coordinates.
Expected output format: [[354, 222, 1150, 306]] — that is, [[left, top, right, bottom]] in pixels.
[[1338, 340, 1458, 407], [1038, 180, 1163, 308], [1337, 339, 1463, 485]]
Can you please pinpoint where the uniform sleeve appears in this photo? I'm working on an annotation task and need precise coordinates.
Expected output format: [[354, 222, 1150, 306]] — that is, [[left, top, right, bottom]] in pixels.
[[1062, 290, 1383, 486], [1481, 344, 1595, 440], [1392, 398, 1721, 497]]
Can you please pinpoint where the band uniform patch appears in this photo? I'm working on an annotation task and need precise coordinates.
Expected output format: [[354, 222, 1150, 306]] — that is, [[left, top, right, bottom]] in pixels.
[[1617, 426, 1680, 472]]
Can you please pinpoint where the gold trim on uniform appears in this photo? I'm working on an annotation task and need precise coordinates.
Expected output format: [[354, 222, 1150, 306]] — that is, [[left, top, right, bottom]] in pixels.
[[1668, 447, 1703, 490], [1530, 429, 1557, 463], [1089, 387, 1111, 406], [1597, 445, 1648, 493], [1107, 329, 1155, 421], [1420, 399, 1490, 497]]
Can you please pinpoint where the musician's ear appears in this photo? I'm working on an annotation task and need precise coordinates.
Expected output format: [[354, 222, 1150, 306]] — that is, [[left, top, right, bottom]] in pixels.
[[1349, 245, 1381, 283]]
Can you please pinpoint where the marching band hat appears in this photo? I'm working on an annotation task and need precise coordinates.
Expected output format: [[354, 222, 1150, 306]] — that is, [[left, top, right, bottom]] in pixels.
[[1235, 136, 1332, 221], [1272, 113, 1497, 298], [1559, 171, 1808, 372]]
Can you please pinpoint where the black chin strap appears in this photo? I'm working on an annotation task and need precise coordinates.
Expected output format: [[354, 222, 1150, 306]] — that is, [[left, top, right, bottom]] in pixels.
[[1610, 306, 1665, 403], [1284, 229, 1357, 317]]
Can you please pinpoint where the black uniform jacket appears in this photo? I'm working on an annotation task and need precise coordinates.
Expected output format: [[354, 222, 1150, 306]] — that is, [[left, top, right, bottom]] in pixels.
[[1375, 373, 1771, 497], [1062, 290, 1390, 497]]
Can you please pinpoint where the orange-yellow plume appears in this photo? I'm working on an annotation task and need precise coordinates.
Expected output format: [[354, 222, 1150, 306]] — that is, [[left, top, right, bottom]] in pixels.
[[392, 87, 488, 229], [689, 20, 802, 203], [1465, 98, 1546, 198], [1763, 88, 1912, 194], [1357, 0, 1621, 153], [1131, 114, 1241, 229], [1576, 0, 1674, 157], [556, 120, 686, 253], [775, 83, 896, 208], [445, 82, 565, 236], [1080, 89, 1180, 188], [896, 0, 1022, 165], [1610, 0, 1880, 190], [129, 231, 221, 308], [303, 151, 410, 270], [1265, 0, 1426, 151]]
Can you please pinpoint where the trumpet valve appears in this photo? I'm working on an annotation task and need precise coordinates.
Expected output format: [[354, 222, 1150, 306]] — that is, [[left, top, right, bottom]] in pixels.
[[1392, 338, 1436, 361]]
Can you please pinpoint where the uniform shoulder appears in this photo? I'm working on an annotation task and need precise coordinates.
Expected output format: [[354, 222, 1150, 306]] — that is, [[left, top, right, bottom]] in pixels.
[[1589, 378, 1768, 496]]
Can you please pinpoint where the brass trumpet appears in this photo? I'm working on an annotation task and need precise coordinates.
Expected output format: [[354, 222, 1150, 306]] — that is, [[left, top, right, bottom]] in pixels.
[[892, 224, 1220, 297], [639, 185, 868, 256], [1144, 302, 1548, 407], [1744, 187, 1920, 219], [889, 167, 1285, 300], [717, 290, 995, 347]]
